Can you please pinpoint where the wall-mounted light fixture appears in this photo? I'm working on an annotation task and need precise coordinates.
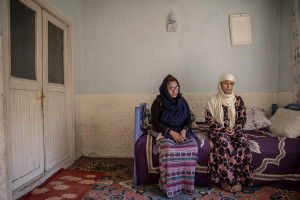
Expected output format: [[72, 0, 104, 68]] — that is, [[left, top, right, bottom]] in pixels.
[[167, 10, 177, 32]]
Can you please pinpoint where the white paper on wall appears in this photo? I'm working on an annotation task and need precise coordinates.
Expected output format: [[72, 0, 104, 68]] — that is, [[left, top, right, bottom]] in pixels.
[[229, 14, 252, 45]]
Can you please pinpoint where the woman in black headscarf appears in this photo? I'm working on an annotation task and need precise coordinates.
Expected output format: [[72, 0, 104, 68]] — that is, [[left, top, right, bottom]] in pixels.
[[151, 74, 198, 199]]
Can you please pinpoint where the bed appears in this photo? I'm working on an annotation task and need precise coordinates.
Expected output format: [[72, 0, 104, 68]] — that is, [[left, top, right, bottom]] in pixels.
[[134, 103, 300, 191]]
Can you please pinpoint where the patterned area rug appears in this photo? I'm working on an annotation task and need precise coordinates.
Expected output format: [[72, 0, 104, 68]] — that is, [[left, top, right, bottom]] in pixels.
[[18, 168, 104, 200], [68, 156, 300, 200]]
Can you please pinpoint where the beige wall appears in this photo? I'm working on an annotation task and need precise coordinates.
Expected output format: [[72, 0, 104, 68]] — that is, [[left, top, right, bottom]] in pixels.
[[76, 91, 296, 158]]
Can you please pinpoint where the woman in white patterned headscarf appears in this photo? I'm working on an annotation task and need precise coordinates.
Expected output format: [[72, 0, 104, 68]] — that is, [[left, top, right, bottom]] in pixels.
[[205, 73, 254, 192]]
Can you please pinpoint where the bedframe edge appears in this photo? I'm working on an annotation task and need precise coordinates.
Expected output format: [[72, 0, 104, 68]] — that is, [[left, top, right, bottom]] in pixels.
[[134, 103, 146, 184]]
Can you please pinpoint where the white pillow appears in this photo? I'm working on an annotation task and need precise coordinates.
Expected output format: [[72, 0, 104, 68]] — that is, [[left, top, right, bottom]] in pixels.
[[244, 108, 271, 131], [268, 108, 300, 138]]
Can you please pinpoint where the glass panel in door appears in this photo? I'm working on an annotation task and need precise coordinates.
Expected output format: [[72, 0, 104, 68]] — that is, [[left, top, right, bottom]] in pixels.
[[48, 21, 64, 84], [10, 0, 36, 80]]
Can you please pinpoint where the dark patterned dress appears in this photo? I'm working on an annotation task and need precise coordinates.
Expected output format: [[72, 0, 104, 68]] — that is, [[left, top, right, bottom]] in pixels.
[[205, 96, 254, 186]]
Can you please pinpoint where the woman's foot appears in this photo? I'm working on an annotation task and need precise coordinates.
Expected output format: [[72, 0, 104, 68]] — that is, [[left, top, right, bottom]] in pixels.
[[221, 182, 232, 192], [231, 184, 242, 192]]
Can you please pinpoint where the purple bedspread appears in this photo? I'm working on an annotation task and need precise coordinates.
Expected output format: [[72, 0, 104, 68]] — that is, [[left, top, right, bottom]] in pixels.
[[134, 123, 300, 191]]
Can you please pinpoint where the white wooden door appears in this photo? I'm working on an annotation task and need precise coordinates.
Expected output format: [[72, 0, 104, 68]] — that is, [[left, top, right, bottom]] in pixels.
[[42, 11, 71, 170], [9, 0, 44, 190], [8, 0, 73, 190]]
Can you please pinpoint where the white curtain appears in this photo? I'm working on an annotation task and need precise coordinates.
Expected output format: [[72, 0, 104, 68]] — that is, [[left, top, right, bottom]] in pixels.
[[293, 0, 300, 104]]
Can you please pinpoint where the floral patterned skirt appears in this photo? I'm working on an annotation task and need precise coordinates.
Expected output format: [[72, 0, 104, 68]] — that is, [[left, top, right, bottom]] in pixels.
[[208, 131, 254, 186]]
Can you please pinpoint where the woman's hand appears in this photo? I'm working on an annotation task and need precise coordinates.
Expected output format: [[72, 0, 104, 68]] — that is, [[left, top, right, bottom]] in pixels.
[[180, 129, 186, 139], [225, 127, 234, 136], [170, 130, 185, 143]]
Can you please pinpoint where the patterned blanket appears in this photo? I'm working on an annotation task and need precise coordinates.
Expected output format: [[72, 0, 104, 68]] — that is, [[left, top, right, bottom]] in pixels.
[[134, 122, 300, 191]]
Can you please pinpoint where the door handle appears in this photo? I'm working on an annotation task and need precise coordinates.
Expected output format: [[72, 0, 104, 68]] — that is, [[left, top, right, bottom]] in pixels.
[[40, 91, 45, 108]]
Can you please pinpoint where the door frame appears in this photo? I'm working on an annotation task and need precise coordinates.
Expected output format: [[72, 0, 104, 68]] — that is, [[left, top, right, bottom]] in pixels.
[[2, 0, 75, 199]]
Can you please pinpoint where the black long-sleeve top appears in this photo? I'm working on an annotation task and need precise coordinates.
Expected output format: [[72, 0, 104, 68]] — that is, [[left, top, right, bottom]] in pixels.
[[151, 99, 193, 134]]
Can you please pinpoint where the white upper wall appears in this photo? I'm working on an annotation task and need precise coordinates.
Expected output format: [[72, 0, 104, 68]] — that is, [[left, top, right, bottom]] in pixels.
[[1, 0, 294, 94], [81, 0, 292, 94], [278, 0, 293, 92], [47, 0, 83, 93]]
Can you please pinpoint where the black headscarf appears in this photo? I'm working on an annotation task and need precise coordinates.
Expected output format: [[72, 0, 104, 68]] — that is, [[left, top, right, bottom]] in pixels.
[[156, 75, 188, 128]]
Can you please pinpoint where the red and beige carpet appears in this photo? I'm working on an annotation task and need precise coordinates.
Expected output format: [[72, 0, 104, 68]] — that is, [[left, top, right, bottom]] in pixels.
[[18, 168, 103, 200], [19, 156, 300, 200]]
